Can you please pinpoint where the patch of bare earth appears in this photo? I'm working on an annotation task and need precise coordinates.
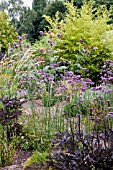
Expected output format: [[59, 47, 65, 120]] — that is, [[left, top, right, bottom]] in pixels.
[[1, 149, 32, 170]]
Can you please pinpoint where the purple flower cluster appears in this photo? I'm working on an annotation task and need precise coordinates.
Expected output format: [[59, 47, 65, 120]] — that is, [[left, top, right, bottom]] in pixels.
[[17, 57, 113, 131], [8, 35, 30, 58], [79, 41, 97, 55], [100, 60, 113, 85], [57, 33, 62, 38], [39, 31, 47, 35]]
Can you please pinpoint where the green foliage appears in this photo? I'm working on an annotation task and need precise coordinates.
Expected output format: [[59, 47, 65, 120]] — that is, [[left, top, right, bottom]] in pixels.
[[31, 35, 54, 62], [0, 11, 17, 52], [95, 0, 113, 8], [23, 150, 48, 170], [44, 1, 66, 20], [64, 84, 113, 120], [38, 0, 66, 39], [44, 0, 113, 82], [18, 102, 54, 151], [42, 94, 56, 107], [31, 0, 47, 40], [32, 0, 46, 12], [0, 138, 14, 167], [66, 0, 83, 8], [64, 92, 90, 117]]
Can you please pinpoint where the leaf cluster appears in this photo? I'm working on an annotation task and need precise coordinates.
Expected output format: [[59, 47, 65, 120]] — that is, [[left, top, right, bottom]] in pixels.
[[44, 118, 113, 170], [0, 94, 26, 141], [0, 11, 17, 53], [0, 95, 25, 125], [0, 93, 26, 166]]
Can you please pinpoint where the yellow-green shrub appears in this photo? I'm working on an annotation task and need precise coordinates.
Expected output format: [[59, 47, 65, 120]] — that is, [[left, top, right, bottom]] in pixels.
[[44, 0, 113, 82], [0, 11, 17, 52]]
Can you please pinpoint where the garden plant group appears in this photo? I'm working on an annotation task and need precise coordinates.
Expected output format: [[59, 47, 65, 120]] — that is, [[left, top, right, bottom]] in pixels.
[[1, 0, 113, 169]]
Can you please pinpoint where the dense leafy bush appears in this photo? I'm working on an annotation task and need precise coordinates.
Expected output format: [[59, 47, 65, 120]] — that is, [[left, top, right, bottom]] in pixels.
[[45, 130, 113, 170], [0, 11, 17, 55], [40, 112, 113, 170], [44, 0, 113, 82]]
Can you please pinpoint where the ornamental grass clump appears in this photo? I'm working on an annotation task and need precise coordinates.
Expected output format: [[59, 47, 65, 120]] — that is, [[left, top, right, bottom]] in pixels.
[[0, 34, 32, 85], [17, 65, 68, 151]]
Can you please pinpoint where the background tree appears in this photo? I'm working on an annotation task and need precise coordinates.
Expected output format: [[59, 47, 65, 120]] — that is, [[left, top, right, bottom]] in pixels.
[[0, 0, 37, 41], [44, 0, 66, 19], [0, 0, 25, 29], [16, 7, 37, 41], [31, 0, 66, 41], [39, 0, 66, 35], [65, 0, 83, 8], [32, 0, 47, 12], [66, 0, 113, 9], [31, 0, 47, 41], [0, 0, 8, 11]]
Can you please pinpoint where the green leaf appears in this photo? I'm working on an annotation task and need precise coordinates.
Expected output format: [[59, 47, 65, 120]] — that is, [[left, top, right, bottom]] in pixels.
[[43, 65, 50, 71], [58, 66, 67, 70], [50, 56, 59, 62], [74, 63, 82, 68]]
